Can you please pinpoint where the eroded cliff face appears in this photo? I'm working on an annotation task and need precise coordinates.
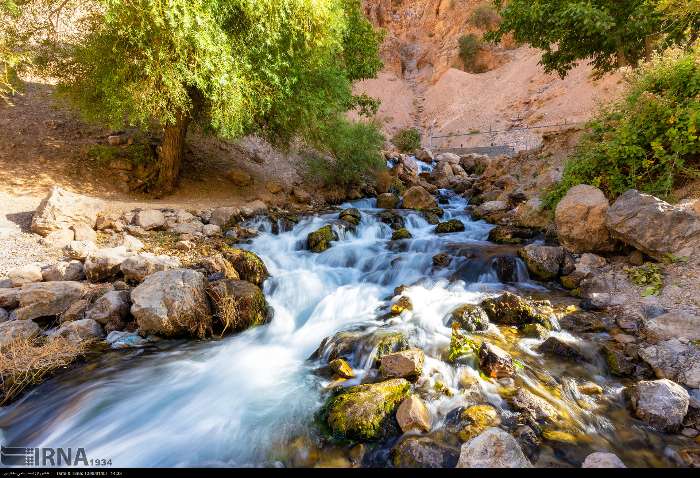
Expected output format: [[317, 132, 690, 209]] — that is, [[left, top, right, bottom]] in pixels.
[[358, 0, 624, 151]]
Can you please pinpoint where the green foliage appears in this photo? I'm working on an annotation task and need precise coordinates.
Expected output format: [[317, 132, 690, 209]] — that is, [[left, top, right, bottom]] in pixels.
[[487, 0, 699, 77], [350, 93, 381, 118], [391, 127, 421, 153], [471, 2, 500, 30], [625, 263, 664, 296], [87, 143, 154, 167], [447, 323, 481, 363], [458, 34, 486, 72], [544, 48, 700, 207], [304, 118, 385, 187]]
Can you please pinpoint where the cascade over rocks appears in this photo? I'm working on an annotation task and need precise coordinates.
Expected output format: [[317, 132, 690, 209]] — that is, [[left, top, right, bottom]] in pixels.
[[606, 189, 700, 260]]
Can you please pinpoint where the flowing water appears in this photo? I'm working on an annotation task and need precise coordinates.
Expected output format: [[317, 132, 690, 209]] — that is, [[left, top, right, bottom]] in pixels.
[[0, 193, 691, 467]]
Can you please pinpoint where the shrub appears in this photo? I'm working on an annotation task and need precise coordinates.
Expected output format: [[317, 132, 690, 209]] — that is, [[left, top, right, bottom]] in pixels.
[[304, 118, 386, 187], [471, 3, 500, 30], [0, 336, 88, 405], [458, 34, 488, 72], [544, 48, 700, 208], [391, 127, 421, 153]]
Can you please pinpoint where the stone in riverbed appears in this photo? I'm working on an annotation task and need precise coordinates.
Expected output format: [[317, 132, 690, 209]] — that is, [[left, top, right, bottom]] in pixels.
[[391, 437, 458, 468], [130, 269, 212, 338], [626, 379, 689, 432], [14, 281, 85, 321], [324, 378, 410, 441], [307, 225, 338, 253], [480, 292, 549, 327], [390, 296, 412, 315], [396, 395, 431, 433], [380, 349, 424, 380], [435, 219, 465, 233], [517, 244, 564, 281], [537, 336, 587, 362], [582, 452, 626, 468], [510, 388, 559, 422], [456, 427, 532, 468], [85, 290, 131, 332], [0, 308, 7, 323], [379, 210, 406, 230], [638, 338, 700, 389], [0, 288, 19, 309], [70, 222, 97, 243], [432, 253, 451, 268], [8, 264, 43, 287], [60, 299, 89, 323], [402, 186, 437, 210], [207, 279, 269, 333], [488, 225, 536, 244], [478, 342, 515, 378], [53, 318, 104, 344], [446, 404, 501, 442], [641, 310, 700, 343], [391, 228, 412, 240], [329, 358, 354, 379], [133, 209, 166, 231], [220, 248, 269, 287], [377, 193, 399, 209], [338, 208, 361, 226], [449, 304, 490, 332], [0, 320, 41, 347]]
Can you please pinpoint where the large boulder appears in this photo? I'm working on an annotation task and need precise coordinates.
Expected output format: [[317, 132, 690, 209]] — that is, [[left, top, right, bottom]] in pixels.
[[221, 248, 269, 286], [402, 186, 437, 210], [85, 290, 131, 332], [31, 186, 104, 236], [391, 437, 459, 468], [209, 207, 239, 227], [120, 253, 181, 283], [377, 193, 399, 209], [449, 304, 490, 332], [626, 379, 689, 432], [0, 289, 19, 309], [324, 378, 410, 441], [0, 320, 41, 347], [555, 185, 614, 253], [14, 281, 85, 321], [517, 244, 564, 281], [379, 349, 424, 380], [456, 428, 532, 468], [641, 311, 700, 343], [480, 292, 549, 327], [84, 247, 132, 282], [130, 269, 212, 338], [207, 279, 269, 332], [638, 338, 700, 388], [606, 189, 700, 260]]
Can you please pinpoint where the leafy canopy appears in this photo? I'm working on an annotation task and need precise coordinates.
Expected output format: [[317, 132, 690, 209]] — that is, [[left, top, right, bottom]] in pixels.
[[544, 47, 700, 207], [53, 0, 384, 144], [487, 0, 698, 77]]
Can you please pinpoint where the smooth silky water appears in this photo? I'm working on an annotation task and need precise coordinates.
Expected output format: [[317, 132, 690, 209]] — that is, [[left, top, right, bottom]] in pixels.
[[0, 192, 689, 467]]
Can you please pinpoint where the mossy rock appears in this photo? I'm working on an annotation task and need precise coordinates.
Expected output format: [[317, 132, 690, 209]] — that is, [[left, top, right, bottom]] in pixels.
[[374, 332, 409, 363], [390, 296, 413, 315], [421, 211, 440, 225], [378, 211, 405, 230], [435, 219, 465, 234], [339, 208, 361, 226], [449, 304, 489, 332], [307, 225, 338, 253], [221, 247, 269, 287], [324, 378, 411, 441], [329, 358, 355, 379], [391, 228, 413, 240], [521, 323, 549, 339], [487, 225, 536, 244], [207, 279, 269, 333], [480, 292, 550, 328]]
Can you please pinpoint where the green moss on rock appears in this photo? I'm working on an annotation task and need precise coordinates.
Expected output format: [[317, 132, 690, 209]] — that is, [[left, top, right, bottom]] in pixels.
[[308, 225, 338, 253], [391, 228, 413, 240], [435, 219, 465, 234], [480, 292, 551, 328], [221, 247, 269, 287], [449, 304, 490, 332]]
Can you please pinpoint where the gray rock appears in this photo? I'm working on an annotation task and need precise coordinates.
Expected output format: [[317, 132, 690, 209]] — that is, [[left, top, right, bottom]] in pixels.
[[84, 247, 132, 282], [14, 281, 85, 321], [130, 269, 212, 338], [606, 189, 700, 260], [170, 221, 204, 236], [106, 330, 151, 349], [639, 338, 700, 388], [64, 240, 97, 261], [60, 299, 89, 323], [71, 222, 97, 242], [85, 290, 130, 329], [31, 186, 104, 236], [0, 308, 7, 322], [202, 224, 221, 237], [627, 379, 689, 432], [642, 310, 700, 343], [8, 264, 43, 287], [133, 209, 166, 231], [54, 318, 104, 344], [510, 388, 559, 422], [41, 261, 84, 282], [517, 244, 564, 281], [582, 452, 626, 468], [209, 207, 239, 227], [0, 320, 41, 347], [120, 253, 181, 283], [391, 436, 459, 468], [240, 200, 267, 218], [457, 427, 531, 468], [0, 288, 19, 309]]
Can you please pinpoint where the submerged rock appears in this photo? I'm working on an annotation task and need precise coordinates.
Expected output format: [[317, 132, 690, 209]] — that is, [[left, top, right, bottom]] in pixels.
[[449, 304, 490, 332], [391, 228, 412, 240], [307, 225, 338, 253], [446, 404, 501, 442], [627, 379, 689, 432], [435, 219, 465, 234], [537, 336, 586, 362], [391, 436, 458, 468], [324, 378, 410, 441], [582, 452, 626, 468], [456, 427, 531, 468], [510, 388, 559, 422]]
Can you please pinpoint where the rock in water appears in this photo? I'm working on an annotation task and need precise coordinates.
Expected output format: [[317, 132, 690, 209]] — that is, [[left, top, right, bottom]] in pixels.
[[537, 336, 586, 362], [582, 452, 626, 468], [307, 225, 338, 253], [31, 186, 104, 236], [130, 269, 212, 338], [324, 378, 410, 441], [377, 193, 399, 209], [395, 395, 431, 433], [391, 437, 458, 468], [379, 349, 424, 380], [435, 219, 465, 233], [54, 318, 104, 344], [555, 185, 614, 253], [478, 342, 515, 378], [329, 358, 354, 379], [221, 248, 269, 286], [517, 244, 564, 281], [480, 292, 549, 327], [207, 279, 269, 333], [402, 186, 437, 210], [457, 427, 532, 468], [626, 379, 689, 432], [606, 189, 700, 260], [638, 338, 700, 389], [391, 228, 412, 240], [449, 304, 490, 332], [338, 208, 361, 226]]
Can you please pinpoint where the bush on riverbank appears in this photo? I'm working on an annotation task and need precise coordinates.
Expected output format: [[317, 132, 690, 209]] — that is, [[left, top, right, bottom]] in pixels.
[[391, 128, 421, 153], [304, 118, 385, 187], [0, 336, 88, 405], [545, 48, 700, 208]]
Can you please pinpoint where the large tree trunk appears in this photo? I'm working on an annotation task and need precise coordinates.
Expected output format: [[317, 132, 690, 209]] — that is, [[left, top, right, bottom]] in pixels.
[[155, 112, 189, 195]]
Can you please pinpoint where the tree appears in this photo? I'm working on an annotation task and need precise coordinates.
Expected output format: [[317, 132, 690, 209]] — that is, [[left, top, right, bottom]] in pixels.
[[487, 0, 699, 77], [51, 0, 383, 194]]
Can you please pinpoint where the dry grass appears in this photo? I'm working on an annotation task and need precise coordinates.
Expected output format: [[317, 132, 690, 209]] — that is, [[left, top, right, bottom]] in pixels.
[[0, 336, 88, 405], [207, 288, 242, 336]]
